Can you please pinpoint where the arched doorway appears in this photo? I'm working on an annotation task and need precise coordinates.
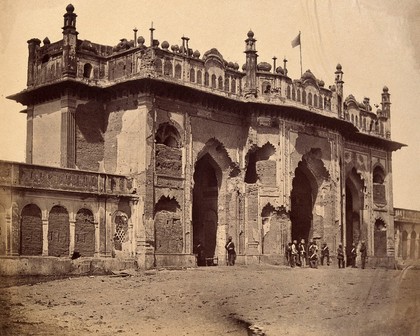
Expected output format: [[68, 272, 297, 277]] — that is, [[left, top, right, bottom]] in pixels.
[[193, 153, 219, 260], [20, 204, 43, 256], [345, 169, 364, 250], [48, 205, 70, 257], [75, 208, 95, 257], [374, 219, 387, 257], [290, 162, 317, 243]]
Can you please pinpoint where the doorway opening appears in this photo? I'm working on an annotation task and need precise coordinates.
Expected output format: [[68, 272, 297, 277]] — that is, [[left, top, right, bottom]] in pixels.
[[193, 153, 220, 261], [345, 169, 364, 250], [290, 162, 317, 243]]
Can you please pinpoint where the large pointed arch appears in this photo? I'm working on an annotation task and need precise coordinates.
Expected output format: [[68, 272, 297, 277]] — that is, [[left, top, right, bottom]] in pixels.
[[345, 167, 365, 251]]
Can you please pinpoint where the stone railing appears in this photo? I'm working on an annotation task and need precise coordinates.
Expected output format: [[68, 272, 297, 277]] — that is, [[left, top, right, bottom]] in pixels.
[[394, 208, 420, 223], [0, 161, 134, 195]]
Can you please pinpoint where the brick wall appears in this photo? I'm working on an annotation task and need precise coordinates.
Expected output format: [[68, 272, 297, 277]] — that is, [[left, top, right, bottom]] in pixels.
[[76, 101, 105, 171]]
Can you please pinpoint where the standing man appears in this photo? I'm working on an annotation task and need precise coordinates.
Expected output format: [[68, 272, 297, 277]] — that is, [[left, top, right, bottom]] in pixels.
[[285, 242, 292, 266], [337, 243, 345, 268], [291, 240, 298, 267], [225, 236, 236, 266], [350, 243, 357, 268], [320, 243, 330, 266], [360, 241, 367, 269], [308, 240, 318, 268], [300, 239, 307, 267]]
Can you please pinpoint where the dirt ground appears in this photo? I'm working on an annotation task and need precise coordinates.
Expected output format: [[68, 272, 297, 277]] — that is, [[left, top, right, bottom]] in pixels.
[[0, 264, 419, 336]]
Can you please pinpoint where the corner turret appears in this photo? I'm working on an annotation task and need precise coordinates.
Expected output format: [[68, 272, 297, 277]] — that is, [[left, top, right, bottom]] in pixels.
[[27, 38, 41, 86]]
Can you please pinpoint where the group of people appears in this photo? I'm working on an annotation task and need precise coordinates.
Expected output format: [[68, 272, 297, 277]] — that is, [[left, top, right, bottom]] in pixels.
[[286, 239, 329, 268], [286, 239, 368, 269], [196, 236, 368, 269]]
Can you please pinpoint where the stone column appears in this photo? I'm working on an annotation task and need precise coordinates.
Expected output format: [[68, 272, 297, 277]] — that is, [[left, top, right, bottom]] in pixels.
[[94, 220, 100, 257], [60, 95, 77, 168], [26, 106, 34, 164], [11, 203, 20, 256], [42, 218, 49, 256], [5, 213, 11, 256], [69, 218, 76, 256], [395, 224, 400, 258]]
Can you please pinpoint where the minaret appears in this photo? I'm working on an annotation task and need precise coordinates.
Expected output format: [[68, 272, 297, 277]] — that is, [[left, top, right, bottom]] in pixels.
[[334, 63, 344, 97], [62, 4, 78, 78], [335, 64, 344, 117], [381, 86, 391, 118], [27, 38, 41, 86], [381, 86, 391, 139], [244, 30, 258, 97]]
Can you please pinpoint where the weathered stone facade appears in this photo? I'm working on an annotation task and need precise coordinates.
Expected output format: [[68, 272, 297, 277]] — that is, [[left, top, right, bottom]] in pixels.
[[1, 5, 406, 273], [395, 208, 420, 264]]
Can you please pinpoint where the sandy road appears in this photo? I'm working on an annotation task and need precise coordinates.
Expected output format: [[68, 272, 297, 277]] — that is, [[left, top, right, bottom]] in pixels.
[[0, 264, 419, 336]]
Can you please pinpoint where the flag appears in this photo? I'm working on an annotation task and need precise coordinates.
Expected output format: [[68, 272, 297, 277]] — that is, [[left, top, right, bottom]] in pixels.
[[291, 32, 301, 48]]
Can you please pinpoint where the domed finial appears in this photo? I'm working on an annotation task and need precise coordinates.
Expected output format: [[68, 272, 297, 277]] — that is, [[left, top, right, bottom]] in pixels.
[[66, 4, 74, 13], [336, 63, 342, 70], [247, 30, 254, 38], [383, 86, 389, 92], [137, 36, 145, 45]]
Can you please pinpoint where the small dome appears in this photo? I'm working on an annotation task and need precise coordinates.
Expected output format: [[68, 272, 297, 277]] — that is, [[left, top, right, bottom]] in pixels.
[[257, 62, 271, 72], [228, 61, 234, 68], [383, 86, 389, 92], [318, 80, 325, 87], [179, 45, 185, 53], [43, 37, 50, 45], [247, 30, 254, 38], [336, 63, 342, 70], [137, 36, 145, 45], [275, 66, 284, 74], [161, 41, 169, 49], [66, 4, 75, 13], [242, 64, 247, 71], [301, 69, 316, 81], [171, 44, 179, 52], [193, 50, 200, 58], [233, 62, 239, 70]]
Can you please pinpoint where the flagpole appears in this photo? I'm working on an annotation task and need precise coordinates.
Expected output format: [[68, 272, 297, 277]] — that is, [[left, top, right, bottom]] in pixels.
[[299, 31, 302, 77]]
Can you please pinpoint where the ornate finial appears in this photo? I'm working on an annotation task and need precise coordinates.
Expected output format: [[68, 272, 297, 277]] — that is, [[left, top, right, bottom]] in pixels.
[[66, 4, 74, 13]]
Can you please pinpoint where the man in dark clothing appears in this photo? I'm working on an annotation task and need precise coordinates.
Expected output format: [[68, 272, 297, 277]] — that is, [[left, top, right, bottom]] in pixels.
[[285, 242, 292, 266], [350, 243, 357, 268], [337, 244, 345, 268], [194, 241, 206, 266], [320, 243, 330, 266], [225, 236, 236, 266], [360, 241, 367, 269]]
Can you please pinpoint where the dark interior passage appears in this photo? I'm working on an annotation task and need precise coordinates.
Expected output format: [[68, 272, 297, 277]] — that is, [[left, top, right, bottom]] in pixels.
[[290, 165, 313, 243], [193, 154, 219, 262]]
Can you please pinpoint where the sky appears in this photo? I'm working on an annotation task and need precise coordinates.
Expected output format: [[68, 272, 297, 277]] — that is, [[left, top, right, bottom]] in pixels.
[[0, 0, 419, 210]]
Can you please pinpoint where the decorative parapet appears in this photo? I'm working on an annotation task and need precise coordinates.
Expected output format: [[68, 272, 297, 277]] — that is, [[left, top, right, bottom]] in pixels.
[[11, 4, 396, 144], [394, 208, 420, 224], [0, 161, 136, 197]]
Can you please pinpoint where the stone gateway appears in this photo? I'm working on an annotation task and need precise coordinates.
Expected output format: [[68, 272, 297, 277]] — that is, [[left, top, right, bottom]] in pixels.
[[0, 4, 409, 274]]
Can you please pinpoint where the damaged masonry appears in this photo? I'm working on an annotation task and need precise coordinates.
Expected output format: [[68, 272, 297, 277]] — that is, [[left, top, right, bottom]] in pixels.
[[0, 4, 409, 275]]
